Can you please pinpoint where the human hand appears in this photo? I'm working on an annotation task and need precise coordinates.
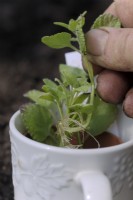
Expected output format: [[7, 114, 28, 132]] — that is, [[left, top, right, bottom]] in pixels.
[[86, 0, 133, 117]]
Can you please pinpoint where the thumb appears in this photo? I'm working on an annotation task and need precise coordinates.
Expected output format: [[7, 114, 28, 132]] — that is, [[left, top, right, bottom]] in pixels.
[[86, 28, 133, 71]]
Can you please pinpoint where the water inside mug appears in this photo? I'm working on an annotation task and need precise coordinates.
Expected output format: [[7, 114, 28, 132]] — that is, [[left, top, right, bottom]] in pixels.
[[83, 131, 123, 149]]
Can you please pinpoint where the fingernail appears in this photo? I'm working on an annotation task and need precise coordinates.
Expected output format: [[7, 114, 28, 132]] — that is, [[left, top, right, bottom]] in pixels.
[[86, 29, 109, 56]]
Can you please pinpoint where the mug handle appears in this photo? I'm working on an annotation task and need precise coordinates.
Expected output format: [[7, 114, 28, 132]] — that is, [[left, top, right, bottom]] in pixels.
[[75, 171, 112, 200]]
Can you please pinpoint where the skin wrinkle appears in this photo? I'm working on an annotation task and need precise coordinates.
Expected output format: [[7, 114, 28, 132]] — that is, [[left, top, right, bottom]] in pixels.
[[104, 29, 130, 70], [102, 29, 120, 69], [86, 29, 109, 56], [89, 28, 133, 71]]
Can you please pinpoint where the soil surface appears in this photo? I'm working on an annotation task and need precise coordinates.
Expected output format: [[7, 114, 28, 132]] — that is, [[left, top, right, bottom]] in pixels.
[[0, 1, 112, 199]]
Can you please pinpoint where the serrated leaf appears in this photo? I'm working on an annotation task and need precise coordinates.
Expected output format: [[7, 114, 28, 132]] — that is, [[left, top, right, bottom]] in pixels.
[[41, 32, 72, 49], [59, 64, 88, 88], [91, 14, 121, 29], [74, 14, 86, 53], [22, 104, 53, 142]]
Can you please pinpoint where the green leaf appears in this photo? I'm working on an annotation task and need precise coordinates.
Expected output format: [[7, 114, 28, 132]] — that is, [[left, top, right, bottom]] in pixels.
[[68, 19, 78, 32], [43, 79, 58, 92], [55, 19, 78, 33], [24, 90, 51, 107], [91, 14, 121, 29], [55, 78, 71, 101], [59, 64, 88, 88], [75, 11, 87, 29], [87, 95, 118, 136], [41, 32, 72, 49], [42, 79, 59, 98], [54, 11, 87, 33], [54, 20, 78, 34], [21, 104, 53, 142], [40, 93, 54, 102], [42, 78, 65, 102], [54, 19, 78, 33], [72, 11, 87, 53], [24, 89, 43, 101], [54, 22, 69, 29], [74, 84, 90, 93]]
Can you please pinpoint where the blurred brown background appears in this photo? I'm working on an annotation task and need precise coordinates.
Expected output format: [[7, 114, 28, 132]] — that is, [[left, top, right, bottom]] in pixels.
[[0, 0, 112, 199]]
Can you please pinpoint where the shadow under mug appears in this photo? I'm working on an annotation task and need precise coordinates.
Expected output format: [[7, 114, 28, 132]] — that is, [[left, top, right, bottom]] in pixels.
[[9, 110, 133, 200]]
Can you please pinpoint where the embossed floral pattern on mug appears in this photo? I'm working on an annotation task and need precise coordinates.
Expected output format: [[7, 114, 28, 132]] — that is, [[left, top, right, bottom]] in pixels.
[[11, 137, 133, 199], [108, 150, 133, 197], [10, 139, 73, 200]]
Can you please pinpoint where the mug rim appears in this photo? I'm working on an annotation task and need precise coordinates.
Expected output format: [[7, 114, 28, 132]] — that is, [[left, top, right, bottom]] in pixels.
[[9, 110, 133, 155]]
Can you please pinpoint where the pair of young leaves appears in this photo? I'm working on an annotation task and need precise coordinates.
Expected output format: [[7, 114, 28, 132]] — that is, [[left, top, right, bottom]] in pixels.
[[42, 12, 120, 52], [21, 12, 121, 148]]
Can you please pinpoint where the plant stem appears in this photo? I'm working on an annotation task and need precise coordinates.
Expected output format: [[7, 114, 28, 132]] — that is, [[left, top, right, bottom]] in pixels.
[[81, 54, 95, 128], [56, 100, 64, 119], [70, 45, 80, 53], [82, 54, 95, 105]]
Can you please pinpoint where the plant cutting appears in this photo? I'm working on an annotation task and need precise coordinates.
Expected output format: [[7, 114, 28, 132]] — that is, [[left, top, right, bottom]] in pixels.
[[20, 12, 122, 148], [9, 11, 133, 200]]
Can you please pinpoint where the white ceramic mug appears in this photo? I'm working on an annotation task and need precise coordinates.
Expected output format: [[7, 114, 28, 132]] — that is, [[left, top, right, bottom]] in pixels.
[[9, 110, 133, 200]]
